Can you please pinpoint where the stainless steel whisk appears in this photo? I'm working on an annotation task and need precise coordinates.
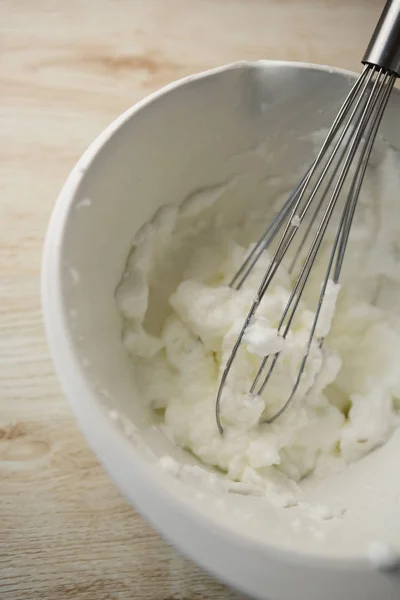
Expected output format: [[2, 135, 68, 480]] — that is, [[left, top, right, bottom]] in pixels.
[[216, 0, 400, 434]]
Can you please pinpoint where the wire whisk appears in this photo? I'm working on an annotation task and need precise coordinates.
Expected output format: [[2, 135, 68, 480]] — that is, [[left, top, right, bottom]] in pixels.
[[216, 0, 400, 434]]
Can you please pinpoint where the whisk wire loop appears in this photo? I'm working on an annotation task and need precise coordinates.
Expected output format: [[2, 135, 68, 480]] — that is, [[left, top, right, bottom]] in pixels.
[[215, 64, 398, 435]]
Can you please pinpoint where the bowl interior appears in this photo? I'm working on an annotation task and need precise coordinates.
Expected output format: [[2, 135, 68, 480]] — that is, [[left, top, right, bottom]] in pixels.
[[52, 62, 400, 558]]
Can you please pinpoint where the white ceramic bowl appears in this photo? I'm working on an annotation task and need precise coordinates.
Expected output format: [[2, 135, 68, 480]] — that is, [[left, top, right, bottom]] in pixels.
[[42, 61, 400, 600]]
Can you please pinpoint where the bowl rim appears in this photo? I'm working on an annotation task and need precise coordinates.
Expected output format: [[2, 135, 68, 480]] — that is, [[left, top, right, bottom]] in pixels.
[[41, 59, 400, 578]]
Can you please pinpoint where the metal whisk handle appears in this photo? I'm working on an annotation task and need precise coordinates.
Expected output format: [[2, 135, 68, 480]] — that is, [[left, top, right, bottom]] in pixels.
[[363, 0, 400, 76]]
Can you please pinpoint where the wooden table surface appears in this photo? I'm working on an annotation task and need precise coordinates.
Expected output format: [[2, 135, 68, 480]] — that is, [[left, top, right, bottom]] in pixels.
[[0, 1, 384, 598]]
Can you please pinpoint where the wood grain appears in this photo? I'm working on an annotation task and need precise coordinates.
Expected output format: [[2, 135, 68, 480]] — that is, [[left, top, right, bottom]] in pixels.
[[0, 0, 383, 598]]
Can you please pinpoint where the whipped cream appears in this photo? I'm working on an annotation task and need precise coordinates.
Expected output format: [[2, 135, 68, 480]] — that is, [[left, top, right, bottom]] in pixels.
[[116, 142, 400, 505]]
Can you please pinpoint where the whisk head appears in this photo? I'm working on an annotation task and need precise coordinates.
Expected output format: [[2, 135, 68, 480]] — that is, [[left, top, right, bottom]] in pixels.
[[216, 64, 397, 435]]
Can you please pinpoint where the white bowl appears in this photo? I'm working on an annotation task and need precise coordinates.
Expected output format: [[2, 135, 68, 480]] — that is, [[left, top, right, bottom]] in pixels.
[[42, 61, 400, 600]]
